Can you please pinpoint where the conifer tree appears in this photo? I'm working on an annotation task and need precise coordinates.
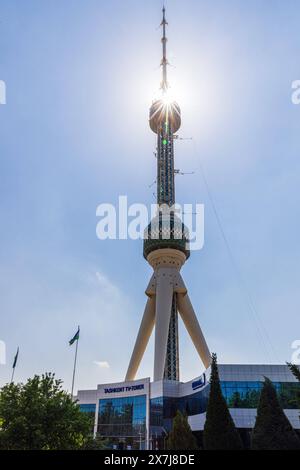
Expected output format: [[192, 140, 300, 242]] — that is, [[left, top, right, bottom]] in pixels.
[[252, 377, 300, 450], [287, 362, 300, 410], [287, 362, 300, 382], [166, 410, 198, 450], [203, 353, 243, 450]]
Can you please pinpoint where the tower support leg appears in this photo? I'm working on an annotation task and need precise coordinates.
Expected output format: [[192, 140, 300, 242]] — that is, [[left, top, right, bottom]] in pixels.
[[125, 297, 156, 381], [177, 292, 211, 369], [153, 271, 174, 381]]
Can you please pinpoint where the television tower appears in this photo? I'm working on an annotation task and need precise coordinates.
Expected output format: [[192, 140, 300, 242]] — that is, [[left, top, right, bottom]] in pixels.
[[126, 7, 211, 382]]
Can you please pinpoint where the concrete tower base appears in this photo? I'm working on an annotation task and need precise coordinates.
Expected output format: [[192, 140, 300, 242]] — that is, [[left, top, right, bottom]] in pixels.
[[125, 248, 211, 382]]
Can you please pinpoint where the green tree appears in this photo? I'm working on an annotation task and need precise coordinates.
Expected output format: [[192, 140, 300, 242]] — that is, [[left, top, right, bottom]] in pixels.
[[252, 377, 300, 450], [287, 362, 300, 410], [228, 391, 243, 408], [166, 410, 198, 450], [82, 435, 109, 450], [0, 373, 92, 450], [287, 362, 300, 382], [203, 353, 243, 450]]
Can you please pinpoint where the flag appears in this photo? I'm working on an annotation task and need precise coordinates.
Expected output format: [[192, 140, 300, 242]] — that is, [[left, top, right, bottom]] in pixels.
[[12, 347, 19, 369], [69, 327, 80, 346]]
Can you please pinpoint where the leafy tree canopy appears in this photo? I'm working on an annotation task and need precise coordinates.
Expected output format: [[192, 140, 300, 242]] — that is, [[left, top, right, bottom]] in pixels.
[[0, 373, 93, 450]]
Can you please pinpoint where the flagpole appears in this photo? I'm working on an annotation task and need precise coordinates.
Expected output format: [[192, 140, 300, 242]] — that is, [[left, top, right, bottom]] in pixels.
[[10, 367, 15, 384], [11, 346, 19, 384], [71, 326, 79, 398]]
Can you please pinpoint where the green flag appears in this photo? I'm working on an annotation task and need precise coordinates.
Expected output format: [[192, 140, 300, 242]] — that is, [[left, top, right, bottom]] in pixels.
[[12, 347, 19, 369], [69, 327, 80, 346]]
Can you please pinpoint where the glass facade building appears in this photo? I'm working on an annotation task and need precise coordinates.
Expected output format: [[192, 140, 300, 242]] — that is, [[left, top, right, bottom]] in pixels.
[[76, 365, 300, 449], [221, 381, 300, 410], [150, 387, 210, 429], [97, 395, 147, 448], [79, 403, 96, 415], [150, 381, 300, 431], [79, 403, 97, 432]]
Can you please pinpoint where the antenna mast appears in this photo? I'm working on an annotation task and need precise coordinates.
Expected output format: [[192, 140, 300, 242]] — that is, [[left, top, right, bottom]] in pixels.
[[161, 6, 168, 93]]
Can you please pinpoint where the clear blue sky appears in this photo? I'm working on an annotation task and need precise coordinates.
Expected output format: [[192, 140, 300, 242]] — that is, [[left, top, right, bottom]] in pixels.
[[0, 0, 300, 392]]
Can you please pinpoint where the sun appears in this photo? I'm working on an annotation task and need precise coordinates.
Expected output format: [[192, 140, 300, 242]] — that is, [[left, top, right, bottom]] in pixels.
[[161, 91, 173, 105]]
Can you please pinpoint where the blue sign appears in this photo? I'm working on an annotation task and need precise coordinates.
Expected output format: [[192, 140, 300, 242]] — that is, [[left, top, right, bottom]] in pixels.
[[192, 374, 206, 390], [104, 384, 144, 394]]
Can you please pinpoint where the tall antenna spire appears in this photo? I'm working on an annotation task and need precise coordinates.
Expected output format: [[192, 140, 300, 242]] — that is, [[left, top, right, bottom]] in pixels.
[[126, 6, 211, 385], [161, 6, 168, 93]]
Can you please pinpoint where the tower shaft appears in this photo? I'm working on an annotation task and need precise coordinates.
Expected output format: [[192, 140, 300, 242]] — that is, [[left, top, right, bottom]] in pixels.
[[157, 123, 175, 207], [164, 293, 179, 380], [157, 121, 178, 380]]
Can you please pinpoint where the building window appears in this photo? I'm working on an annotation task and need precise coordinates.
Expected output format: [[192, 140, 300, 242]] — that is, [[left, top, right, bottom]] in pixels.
[[98, 395, 146, 443], [79, 403, 96, 414], [221, 381, 300, 409], [150, 380, 300, 433], [79, 403, 96, 431]]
